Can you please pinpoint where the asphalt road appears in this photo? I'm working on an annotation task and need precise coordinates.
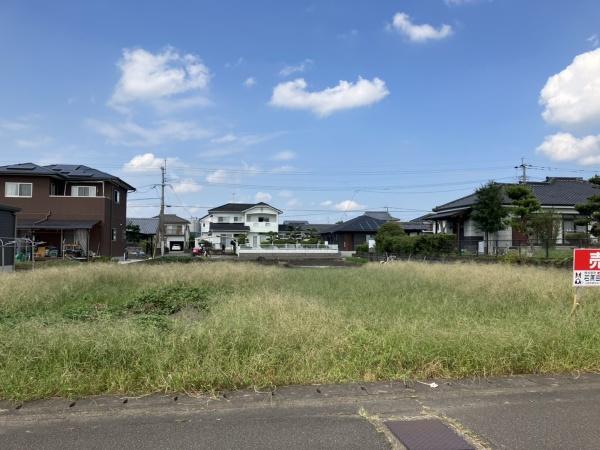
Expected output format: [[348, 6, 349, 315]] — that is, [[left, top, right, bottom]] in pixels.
[[1, 374, 600, 449]]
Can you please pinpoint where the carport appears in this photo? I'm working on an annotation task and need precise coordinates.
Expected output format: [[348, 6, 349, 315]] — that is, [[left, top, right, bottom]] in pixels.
[[17, 219, 99, 257]]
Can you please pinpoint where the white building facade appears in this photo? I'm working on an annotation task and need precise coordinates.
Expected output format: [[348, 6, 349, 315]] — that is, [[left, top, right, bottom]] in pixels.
[[197, 202, 281, 249]]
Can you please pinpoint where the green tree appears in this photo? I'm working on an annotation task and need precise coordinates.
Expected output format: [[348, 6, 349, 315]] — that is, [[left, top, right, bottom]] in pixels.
[[530, 209, 561, 257], [574, 175, 600, 237], [125, 224, 141, 243], [375, 222, 405, 252], [471, 182, 508, 254], [506, 185, 540, 244]]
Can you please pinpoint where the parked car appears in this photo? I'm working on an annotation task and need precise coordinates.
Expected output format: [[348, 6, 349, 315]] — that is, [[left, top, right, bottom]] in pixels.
[[171, 243, 182, 251]]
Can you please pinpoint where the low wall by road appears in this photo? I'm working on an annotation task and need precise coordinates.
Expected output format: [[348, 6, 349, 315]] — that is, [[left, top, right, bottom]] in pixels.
[[237, 247, 340, 260]]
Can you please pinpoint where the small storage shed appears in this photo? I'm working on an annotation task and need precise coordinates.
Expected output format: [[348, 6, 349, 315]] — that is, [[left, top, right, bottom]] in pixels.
[[0, 204, 20, 272]]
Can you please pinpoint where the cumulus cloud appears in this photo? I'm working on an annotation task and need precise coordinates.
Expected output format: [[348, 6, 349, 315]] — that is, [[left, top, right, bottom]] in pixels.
[[123, 153, 177, 172], [389, 12, 453, 43], [537, 132, 600, 165], [86, 118, 211, 146], [206, 169, 228, 184], [270, 77, 389, 117], [334, 200, 365, 211], [279, 59, 314, 77], [272, 150, 296, 161], [172, 179, 202, 193], [109, 47, 210, 109], [255, 191, 272, 202], [540, 49, 600, 128], [243, 77, 256, 87]]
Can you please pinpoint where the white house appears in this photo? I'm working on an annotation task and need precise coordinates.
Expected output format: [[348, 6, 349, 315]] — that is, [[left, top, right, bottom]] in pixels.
[[197, 202, 282, 249]]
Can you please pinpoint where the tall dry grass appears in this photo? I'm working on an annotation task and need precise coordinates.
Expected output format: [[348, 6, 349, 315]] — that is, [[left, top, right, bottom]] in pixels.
[[0, 261, 599, 400]]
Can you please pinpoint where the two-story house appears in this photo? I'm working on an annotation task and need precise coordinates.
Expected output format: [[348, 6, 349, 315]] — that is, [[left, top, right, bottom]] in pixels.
[[0, 163, 135, 258], [198, 202, 281, 249], [127, 214, 191, 253]]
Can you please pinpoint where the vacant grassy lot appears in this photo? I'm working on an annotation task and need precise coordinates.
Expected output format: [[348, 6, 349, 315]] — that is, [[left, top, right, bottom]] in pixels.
[[1, 261, 599, 400]]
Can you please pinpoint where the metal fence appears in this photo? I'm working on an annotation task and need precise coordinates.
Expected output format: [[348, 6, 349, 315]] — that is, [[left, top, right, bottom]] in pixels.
[[0, 237, 37, 272], [360, 237, 595, 261]]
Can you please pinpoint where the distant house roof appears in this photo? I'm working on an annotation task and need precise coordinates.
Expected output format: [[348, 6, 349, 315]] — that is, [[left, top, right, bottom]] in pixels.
[[208, 202, 282, 214], [325, 215, 385, 234], [0, 163, 135, 191], [128, 217, 159, 235], [209, 223, 250, 232], [153, 214, 190, 224], [401, 221, 433, 232], [434, 177, 600, 212], [364, 211, 399, 221]]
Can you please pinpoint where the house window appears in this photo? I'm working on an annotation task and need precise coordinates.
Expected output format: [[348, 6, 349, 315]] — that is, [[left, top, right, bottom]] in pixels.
[[218, 217, 225, 223], [114, 190, 120, 204], [111, 228, 117, 241], [5, 182, 32, 198], [72, 186, 97, 197], [258, 217, 270, 222], [233, 216, 239, 222]]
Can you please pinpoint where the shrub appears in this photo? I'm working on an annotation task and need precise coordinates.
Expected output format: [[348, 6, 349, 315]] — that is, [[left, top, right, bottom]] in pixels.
[[355, 243, 369, 253], [125, 285, 211, 315]]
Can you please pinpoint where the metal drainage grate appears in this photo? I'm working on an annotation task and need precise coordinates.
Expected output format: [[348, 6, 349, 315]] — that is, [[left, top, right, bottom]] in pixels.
[[385, 419, 474, 450]]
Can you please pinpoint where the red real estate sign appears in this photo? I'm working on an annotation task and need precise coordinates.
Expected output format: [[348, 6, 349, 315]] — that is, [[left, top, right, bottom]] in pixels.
[[573, 249, 600, 286]]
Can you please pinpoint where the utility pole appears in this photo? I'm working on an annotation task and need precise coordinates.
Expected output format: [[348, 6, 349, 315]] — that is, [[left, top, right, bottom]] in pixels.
[[158, 159, 166, 257], [515, 157, 531, 184]]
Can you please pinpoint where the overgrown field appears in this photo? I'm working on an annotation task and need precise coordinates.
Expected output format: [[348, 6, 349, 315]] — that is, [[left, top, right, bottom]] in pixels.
[[1, 261, 599, 400]]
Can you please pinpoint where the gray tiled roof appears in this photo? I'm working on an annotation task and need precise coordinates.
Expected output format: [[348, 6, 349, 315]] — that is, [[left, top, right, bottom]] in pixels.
[[324, 215, 385, 234], [153, 214, 190, 224], [364, 211, 399, 221], [208, 202, 282, 213], [0, 163, 135, 191], [127, 218, 159, 235], [434, 177, 600, 211]]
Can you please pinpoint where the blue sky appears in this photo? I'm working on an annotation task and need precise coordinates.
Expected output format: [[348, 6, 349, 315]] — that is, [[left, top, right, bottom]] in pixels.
[[2, 0, 600, 222]]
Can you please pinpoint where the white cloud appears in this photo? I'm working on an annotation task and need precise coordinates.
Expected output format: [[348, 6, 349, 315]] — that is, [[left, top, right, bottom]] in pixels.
[[123, 153, 177, 172], [588, 34, 600, 48], [211, 133, 238, 144], [109, 47, 210, 109], [536, 132, 600, 165], [540, 49, 600, 128], [172, 179, 202, 193], [0, 118, 31, 132], [255, 191, 272, 202], [152, 95, 212, 114], [272, 150, 296, 161], [334, 200, 365, 211], [271, 165, 295, 173], [279, 59, 314, 77], [15, 136, 53, 148], [244, 77, 256, 87], [320, 200, 333, 207], [389, 12, 453, 43], [279, 190, 294, 198], [270, 77, 389, 117], [287, 198, 301, 207], [206, 169, 229, 184], [86, 118, 211, 146]]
